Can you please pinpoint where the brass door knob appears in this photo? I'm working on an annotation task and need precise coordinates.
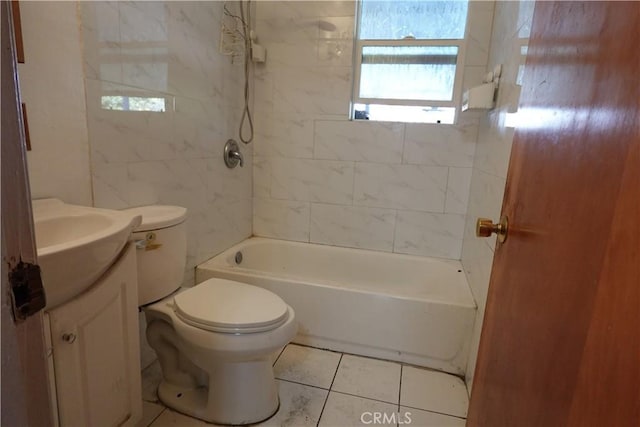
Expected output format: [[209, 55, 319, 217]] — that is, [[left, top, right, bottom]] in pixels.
[[476, 216, 509, 243]]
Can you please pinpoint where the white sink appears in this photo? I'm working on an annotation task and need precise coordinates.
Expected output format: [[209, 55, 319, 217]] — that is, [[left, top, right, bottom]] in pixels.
[[32, 199, 142, 310]]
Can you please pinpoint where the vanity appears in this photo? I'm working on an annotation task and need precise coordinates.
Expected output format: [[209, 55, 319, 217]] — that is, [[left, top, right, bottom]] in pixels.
[[33, 199, 143, 426]]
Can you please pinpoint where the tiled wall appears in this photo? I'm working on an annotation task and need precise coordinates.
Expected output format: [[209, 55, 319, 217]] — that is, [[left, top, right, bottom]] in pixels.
[[252, 1, 494, 260], [80, 1, 252, 285], [462, 0, 535, 392], [19, 2, 93, 206]]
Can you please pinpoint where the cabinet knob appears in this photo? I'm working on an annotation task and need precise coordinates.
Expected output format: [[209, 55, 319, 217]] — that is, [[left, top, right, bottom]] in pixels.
[[62, 333, 76, 344]]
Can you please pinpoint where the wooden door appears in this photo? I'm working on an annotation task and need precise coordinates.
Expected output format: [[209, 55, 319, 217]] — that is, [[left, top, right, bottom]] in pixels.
[[468, 1, 639, 426], [1, 2, 52, 426]]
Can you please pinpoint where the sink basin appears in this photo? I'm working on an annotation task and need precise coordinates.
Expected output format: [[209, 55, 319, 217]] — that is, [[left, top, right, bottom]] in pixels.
[[32, 199, 142, 310]]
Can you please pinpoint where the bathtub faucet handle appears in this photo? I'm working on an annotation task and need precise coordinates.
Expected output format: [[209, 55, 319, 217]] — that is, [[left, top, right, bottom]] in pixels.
[[224, 139, 244, 168]]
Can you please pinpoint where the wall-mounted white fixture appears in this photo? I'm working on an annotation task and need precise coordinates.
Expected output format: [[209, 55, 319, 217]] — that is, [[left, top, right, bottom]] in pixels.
[[462, 64, 502, 111]]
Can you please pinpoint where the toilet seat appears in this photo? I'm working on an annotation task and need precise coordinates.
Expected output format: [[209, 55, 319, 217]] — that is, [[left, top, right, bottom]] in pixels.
[[173, 278, 289, 334]]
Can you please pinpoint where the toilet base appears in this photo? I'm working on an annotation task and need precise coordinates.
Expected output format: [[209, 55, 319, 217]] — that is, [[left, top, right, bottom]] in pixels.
[[157, 359, 280, 425]]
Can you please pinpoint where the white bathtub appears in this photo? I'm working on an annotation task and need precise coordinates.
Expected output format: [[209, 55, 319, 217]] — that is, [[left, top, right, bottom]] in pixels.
[[196, 238, 476, 375]]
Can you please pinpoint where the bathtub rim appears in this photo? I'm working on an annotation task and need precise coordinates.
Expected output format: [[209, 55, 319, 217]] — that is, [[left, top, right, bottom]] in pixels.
[[198, 237, 476, 309]]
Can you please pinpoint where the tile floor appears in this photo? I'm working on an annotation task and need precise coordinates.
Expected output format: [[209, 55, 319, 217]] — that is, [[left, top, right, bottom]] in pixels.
[[138, 344, 469, 427]]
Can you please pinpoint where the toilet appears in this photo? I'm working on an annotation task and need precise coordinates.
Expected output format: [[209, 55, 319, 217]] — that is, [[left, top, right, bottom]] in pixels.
[[126, 205, 297, 425]]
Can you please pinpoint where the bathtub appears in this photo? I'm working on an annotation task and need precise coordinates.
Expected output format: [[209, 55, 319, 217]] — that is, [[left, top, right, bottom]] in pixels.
[[196, 238, 476, 375]]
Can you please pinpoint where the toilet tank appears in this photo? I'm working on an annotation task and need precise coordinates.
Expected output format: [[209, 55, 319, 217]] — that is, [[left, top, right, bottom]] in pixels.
[[124, 205, 187, 306]]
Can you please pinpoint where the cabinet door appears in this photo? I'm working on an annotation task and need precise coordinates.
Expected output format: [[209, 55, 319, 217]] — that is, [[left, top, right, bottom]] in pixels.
[[49, 244, 141, 426]]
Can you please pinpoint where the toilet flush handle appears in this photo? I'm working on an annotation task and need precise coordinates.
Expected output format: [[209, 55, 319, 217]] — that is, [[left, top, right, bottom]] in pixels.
[[135, 232, 163, 251]]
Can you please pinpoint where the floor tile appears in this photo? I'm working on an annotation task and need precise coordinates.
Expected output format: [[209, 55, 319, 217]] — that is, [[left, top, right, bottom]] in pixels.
[[141, 360, 163, 403], [149, 408, 219, 427], [332, 354, 401, 404], [318, 392, 398, 427], [400, 407, 466, 426], [274, 344, 342, 389], [400, 366, 469, 418], [271, 346, 287, 366], [256, 380, 328, 426], [136, 401, 165, 427]]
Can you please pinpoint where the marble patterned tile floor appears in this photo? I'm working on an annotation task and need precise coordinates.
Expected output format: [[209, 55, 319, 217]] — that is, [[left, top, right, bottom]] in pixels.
[[138, 344, 468, 427]]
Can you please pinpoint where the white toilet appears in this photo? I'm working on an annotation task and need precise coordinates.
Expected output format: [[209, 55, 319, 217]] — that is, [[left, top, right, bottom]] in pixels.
[[126, 205, 297, 425]]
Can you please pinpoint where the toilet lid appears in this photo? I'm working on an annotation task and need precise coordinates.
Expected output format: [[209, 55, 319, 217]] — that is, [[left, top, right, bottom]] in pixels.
[[173, 278, 289, 333]]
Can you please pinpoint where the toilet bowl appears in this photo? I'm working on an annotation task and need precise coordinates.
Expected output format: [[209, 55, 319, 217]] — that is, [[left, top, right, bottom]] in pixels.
[[126, 205, 297, 425]]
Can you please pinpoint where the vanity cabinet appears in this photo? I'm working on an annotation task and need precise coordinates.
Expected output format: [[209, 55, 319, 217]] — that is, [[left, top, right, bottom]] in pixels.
[[45, 243, 142, 426]]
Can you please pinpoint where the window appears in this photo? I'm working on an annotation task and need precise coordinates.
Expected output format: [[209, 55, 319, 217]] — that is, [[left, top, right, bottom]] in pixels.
[[352, 0, 469, 124]]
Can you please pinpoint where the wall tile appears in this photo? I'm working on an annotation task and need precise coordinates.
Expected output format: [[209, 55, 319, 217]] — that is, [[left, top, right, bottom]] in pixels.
[[354, 163, 447, 212], [20, 2, 93, 205], [254, 111, 315, 159], [251, 0, 488, 260], [445, 167, 473, 214], [463, 65, 487, 92], [314, 121, 405, 163], [256, 1, 355, 21], [173, 96, 229, 159], [253, 198, 311, 242], [465, 169, 507, 252], [80, 1, 251, 286], [464, 8, 495, 66], [394, 211, 465, 259], [474, 113, 515, 178], [461, 220, 494, 312], [272, 66, 352, 115], [253, 156, 272, 198], [198, 197, 252, 264], [310, 204, 396, 251], [403, 121, 478, 167], [271, 158, 354, 204], [92, 161, 129, 209]]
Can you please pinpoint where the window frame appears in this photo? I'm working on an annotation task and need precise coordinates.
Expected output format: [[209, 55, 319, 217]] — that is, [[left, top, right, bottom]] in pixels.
[[351, 0, 468, 118]]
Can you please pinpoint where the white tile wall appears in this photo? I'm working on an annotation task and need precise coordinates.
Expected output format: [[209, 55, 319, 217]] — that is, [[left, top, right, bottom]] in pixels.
[[446, 168, 474, 215], [253, 198, 310, 242], [314, 121, 405, 163], [19, 2, 93, 206], [403, 121, 478, 167], [252, 1, 494, 260], [461, 0, 535, 393], [354, 164, 448, 212], [394, 211, 466, 259], [309, 204, 396, 252], [271, 158, 355, 204], [80, 1, 251, 286]]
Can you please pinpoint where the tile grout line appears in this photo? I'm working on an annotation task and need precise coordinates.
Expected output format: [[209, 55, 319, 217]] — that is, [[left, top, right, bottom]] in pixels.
[[146, 407, 166, 427], [400, 404, 468, 421], [272, 344, 288, 367], [276, 377, 331, 392], [398, 364, 403, 411], [325, 389, 403, 408], [316, 353, 343, 427], [397, 365, 403, 427]]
